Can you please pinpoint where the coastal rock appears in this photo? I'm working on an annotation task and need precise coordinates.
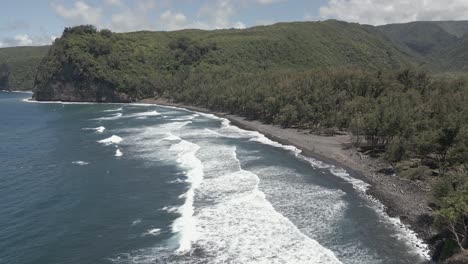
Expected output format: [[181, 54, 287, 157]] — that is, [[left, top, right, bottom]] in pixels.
[[33, 80, 133, 103]]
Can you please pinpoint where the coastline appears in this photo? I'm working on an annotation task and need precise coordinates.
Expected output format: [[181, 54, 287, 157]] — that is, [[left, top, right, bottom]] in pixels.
[[0, 90, 33, 93], [140, 97, 435, 255]]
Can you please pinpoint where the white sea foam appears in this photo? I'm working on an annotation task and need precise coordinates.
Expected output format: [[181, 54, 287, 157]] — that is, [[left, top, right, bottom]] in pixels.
[[72, 161, 89, 166], [104, 107, 123, 112], [143, 228, 161, 236], [82, 126, 106, 133], [250, 133, 300, 153], [107, 104, 428, 263], [131, 219, 142, 226], [301, 155, 429, 259], [169, 140, 204, 254], [1, 90, 33, 94], [161, 206, 180, 213], [203, 113, 430, 261], [23, 99, 100, 105], [94, 113, 123, 120], [98, 135, 123, 145], [164, 133, 181, 141], [115, 149, 123, 157], [125, 110, 161, 118], [168, 178, 185, 184], [186, 146, 342, 263], [170, 114, 200, 121]]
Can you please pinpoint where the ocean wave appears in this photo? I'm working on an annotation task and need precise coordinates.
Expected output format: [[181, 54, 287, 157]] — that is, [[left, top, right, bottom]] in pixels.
[[82, 126, 106, 133], [1, 90, 33, 94], [169, 140, 204, 254], [164, 133, 181, 141], [131, 219, 142, 226], [23, 99, 100, 105], [98, 135, 123, 145], [301, 155, 429, 259], [72, 161, 90, 166], [200, 112, 430, 260], [143, 228, 161, 236], [94, 113, 123, 120], [104, 107, 123, 112], [125, 110, 161, 118], [188, 146, 342, 263], [169, 114, 200, 121], [108, 104, 428, 262], [115, 149, 123, 157]]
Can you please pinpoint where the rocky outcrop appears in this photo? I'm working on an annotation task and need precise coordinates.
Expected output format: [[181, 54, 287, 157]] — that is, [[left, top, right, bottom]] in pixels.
[[33, 80, 133, 102], [32, 56, 134, 102]]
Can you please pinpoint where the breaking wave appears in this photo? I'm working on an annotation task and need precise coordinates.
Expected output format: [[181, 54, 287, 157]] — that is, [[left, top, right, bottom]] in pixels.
[[98, 135, 123, 145]]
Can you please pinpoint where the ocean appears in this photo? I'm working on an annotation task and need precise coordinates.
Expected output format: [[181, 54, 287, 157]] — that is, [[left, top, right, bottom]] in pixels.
[[0, 91, 430, 264]]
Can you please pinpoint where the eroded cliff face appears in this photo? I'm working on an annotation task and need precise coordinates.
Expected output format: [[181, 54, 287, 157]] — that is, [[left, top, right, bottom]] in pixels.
[[32, 53, 134, 103], [33, 81, 133, 102]]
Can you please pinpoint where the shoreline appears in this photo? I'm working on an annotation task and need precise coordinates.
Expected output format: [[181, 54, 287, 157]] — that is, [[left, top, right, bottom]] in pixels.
[[22, 95, 434, 258], [0, 89, 33, 93], [140, 97, 435, 256]]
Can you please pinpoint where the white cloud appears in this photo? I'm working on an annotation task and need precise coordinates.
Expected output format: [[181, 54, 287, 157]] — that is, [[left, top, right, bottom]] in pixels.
[[14, 34, 33, 46], [104, 0, 123, 6], [256, 0, 286, 4], [48, 0, 275, 34], [51, 0, 102, 25], [319, 0, 468, 25], [109, 11, 151, 32], [160, 10, 188, 31], [192, 0, 246, 29], [0, 34, 56, 47]]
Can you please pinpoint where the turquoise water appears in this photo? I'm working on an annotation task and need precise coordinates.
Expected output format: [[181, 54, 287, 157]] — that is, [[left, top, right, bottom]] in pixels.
[[0, 91, 430, 264]]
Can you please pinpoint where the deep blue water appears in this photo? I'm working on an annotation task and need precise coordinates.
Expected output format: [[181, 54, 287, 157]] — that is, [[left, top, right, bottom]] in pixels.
[[0, 91, 430, 264]]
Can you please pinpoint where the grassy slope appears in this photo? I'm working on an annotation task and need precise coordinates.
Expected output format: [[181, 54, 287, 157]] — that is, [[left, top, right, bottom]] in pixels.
[[0, 46, 50, 90]]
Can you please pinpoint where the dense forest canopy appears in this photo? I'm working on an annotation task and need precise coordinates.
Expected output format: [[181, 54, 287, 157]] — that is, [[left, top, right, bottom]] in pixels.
[[0, 46, 49, 90], [1, 20, 467, 261]]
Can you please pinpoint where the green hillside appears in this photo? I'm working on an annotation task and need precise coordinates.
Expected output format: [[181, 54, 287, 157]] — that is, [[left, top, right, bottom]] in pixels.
[[431, 21, 468, 37], [33, 21, 419, 101], [379, 21, 468, 72], [0, 45, 50, 90]]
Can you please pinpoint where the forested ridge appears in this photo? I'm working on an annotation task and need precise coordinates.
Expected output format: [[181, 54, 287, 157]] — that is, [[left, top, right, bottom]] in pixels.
[[11, 20, 468, 261], [0, 46, 49, 90]]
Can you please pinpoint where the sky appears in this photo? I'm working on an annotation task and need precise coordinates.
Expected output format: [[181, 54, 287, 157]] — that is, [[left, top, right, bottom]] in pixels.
[[2, 0, 468, 47]]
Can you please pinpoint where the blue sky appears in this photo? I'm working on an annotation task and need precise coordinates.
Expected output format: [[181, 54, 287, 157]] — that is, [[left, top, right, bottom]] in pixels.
[[1, 0, 468, 47]]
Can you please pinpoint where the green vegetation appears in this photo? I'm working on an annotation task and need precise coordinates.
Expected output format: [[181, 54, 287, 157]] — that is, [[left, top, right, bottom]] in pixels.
[[379, 21, 468, 72], [0, 63, 10, 90], [29, 21, 468, 260], [34, 21, 418, 99], [0, 46, 50, 90]]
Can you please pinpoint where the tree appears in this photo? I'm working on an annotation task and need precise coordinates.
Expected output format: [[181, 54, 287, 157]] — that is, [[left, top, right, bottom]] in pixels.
[[435, 170, 468, 251], [276, 104, 298, 128]]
